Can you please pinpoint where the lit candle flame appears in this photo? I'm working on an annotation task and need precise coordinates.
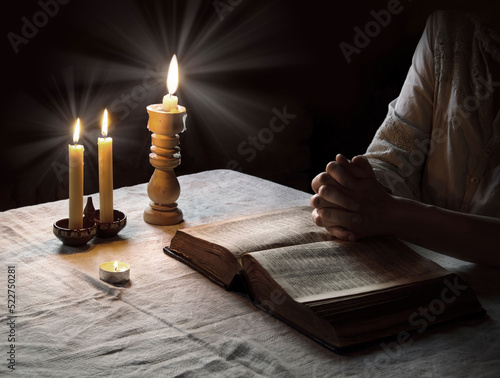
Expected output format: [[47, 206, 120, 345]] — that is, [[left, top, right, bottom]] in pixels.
[[102, 109, 108, 137], [167, 54, 178, 95], [73, 118, 80, 144], [114, 261, 118, 271]]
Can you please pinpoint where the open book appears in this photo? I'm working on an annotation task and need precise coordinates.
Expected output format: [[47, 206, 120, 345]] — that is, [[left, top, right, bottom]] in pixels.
[[165, 206, 484, 350]]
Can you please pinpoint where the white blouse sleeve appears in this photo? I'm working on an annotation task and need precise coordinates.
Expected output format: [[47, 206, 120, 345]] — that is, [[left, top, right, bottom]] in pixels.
[[365, 13, 438, 200]]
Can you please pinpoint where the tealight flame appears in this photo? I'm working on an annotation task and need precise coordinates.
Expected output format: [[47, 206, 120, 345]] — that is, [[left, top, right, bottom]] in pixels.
[[114, 261, 118, 271], [73, 118, 80, 144], [166, 54, 178, 95], [102, 109, 108, 137]]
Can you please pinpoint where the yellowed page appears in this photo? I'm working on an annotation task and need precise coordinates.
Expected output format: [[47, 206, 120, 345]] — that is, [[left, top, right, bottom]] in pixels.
[[249, 239, 449, 303], [179, 206, 334, 258]]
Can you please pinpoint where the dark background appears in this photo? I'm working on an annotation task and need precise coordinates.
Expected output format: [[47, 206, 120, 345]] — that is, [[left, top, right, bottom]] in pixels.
[[0, 0, 468, 210]]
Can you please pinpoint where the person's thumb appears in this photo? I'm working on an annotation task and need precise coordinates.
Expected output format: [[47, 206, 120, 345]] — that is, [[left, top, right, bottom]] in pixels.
[[351, 155, 376, 178]]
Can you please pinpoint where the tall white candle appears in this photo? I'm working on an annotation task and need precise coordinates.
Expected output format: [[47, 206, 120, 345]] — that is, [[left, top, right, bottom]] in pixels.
[[98, 109, 114, 223], [68, 118, 84, 230]]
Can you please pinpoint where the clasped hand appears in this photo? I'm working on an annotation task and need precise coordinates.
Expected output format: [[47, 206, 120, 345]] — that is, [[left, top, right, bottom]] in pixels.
[[311, 154, 396, 241]]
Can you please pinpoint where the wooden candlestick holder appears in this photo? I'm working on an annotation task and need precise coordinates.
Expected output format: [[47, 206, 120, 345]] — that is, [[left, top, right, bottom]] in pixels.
[[143, 104, 187, 225]]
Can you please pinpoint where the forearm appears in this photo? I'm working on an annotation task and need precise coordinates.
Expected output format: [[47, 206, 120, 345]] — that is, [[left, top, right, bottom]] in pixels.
[[388, 196, 500, 267]]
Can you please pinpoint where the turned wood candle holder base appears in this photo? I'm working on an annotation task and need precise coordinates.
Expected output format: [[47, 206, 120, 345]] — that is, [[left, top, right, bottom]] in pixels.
[[143, 104, 187, 226], [144, 202, 183, 226]]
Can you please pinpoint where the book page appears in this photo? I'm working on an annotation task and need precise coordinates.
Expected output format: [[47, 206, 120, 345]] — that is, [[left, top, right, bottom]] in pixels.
[[249, 238, 448, 303], [180, 206, 334, 258]]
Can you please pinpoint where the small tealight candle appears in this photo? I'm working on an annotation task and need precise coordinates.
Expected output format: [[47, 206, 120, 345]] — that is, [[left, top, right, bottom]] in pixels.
[[99, 261, 130, 284]]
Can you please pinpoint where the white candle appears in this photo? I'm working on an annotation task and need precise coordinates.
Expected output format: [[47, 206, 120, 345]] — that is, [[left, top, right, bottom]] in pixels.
[[68, 118, 84, 230], [162, 93, 178, 112], [99, 261, 130, 284], [162, 54, 179, 112], [98, 109, 114, 223]]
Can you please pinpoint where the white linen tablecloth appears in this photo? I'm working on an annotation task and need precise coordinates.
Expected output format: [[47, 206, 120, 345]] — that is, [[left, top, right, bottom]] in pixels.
[[1, 169, 499, 377]]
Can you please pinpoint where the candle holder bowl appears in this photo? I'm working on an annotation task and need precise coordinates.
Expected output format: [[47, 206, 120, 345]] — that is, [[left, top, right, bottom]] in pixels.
[[53, 217, 97, 246], [94, 209, 127, 238]]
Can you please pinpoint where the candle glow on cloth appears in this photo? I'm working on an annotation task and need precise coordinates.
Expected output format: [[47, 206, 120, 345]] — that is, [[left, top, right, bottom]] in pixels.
[[98, 109, 114, 223], [162, 54, 179, 112], [68, 119, 84, 230], [99, 261, 130, 284]]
